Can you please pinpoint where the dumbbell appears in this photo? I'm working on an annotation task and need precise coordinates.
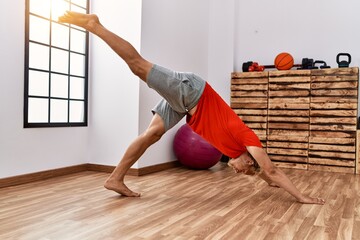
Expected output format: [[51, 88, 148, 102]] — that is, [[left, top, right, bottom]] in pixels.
[[313, 60, 331, 69], [242, 61, 265, 72], [297, 58, 316, 69]]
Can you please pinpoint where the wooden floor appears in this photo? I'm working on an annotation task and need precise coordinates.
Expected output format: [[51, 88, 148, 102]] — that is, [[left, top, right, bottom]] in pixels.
[[1, 163, 360, 240]]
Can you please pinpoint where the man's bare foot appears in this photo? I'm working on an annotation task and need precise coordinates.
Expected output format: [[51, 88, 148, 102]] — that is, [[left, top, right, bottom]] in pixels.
[[104, 178, 141, 197], [58, 11, 100, 32]]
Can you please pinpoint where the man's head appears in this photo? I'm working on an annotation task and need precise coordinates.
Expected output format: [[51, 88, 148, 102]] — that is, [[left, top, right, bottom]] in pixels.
[[227, 151, 260, 175]]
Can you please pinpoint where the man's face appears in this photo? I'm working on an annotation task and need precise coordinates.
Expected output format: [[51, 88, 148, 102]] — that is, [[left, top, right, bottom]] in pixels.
[[228, 152, 256, 175]]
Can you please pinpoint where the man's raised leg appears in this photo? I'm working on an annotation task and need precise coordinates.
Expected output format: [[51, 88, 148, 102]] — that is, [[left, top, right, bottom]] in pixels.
[[58, 11, 152, 81]]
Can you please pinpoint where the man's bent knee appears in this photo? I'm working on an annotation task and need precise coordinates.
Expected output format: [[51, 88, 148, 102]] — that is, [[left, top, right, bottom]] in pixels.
[[142, 127, 164, 144], [142, 114, 166, 144]]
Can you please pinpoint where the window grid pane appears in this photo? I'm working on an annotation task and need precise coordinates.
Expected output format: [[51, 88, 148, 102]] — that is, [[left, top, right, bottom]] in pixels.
[[50, 99, 68, 123], [29, 15, 50, 44], [25, 0, 89, 127], [29, 70, 49, 97], [28, 98, 49, 123], [70, 100, 85, 122], [52, 22, 70, 49]]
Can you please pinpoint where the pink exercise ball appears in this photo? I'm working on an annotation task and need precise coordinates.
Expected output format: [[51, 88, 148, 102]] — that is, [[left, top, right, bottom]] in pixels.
[[173, 124, 222, 169]]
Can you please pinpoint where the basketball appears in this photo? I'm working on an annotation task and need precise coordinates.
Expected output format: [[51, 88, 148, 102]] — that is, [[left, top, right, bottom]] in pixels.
[[274, 52, 294, 70]]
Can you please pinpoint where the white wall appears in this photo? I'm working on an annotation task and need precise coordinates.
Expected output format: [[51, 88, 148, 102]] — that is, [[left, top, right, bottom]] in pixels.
[[207, 0, 235, 104], [138, 0, 210, 168], [87, 0, 142, 168], [0, 0, 88, 178], [234, 0, 360, 71]]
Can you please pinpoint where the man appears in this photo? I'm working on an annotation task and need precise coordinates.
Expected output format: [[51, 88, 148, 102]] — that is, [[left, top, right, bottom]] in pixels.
[[59, 11, 325, 205]]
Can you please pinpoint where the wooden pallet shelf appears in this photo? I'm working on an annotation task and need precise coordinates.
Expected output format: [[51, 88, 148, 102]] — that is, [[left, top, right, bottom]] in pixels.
[[231, 67, 359, 173], [231, 71, 268, 146], [267, 70, 311, 170], [309, 67, 358, 173]]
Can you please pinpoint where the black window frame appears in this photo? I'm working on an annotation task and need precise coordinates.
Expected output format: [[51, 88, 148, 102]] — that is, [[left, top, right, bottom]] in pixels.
[[24, 0, 90, 128]]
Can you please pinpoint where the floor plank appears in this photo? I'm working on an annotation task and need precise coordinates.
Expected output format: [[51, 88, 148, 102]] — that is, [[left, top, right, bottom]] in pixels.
[[0, 164, 359, 240]]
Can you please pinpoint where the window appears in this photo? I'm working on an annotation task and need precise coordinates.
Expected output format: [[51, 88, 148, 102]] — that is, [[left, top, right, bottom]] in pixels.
[[24, 0, 89, 127]]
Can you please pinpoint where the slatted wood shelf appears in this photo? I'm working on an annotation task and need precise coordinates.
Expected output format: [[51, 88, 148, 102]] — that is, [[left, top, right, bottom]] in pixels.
[[231, 71, 268, 146], [309, 67, 359, 173], [231, 67, 359, 173], [267, 70, 311, 170]]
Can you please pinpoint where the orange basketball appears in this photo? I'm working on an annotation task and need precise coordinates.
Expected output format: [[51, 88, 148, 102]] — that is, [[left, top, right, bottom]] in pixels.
[[274, 52, 294, 70]]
